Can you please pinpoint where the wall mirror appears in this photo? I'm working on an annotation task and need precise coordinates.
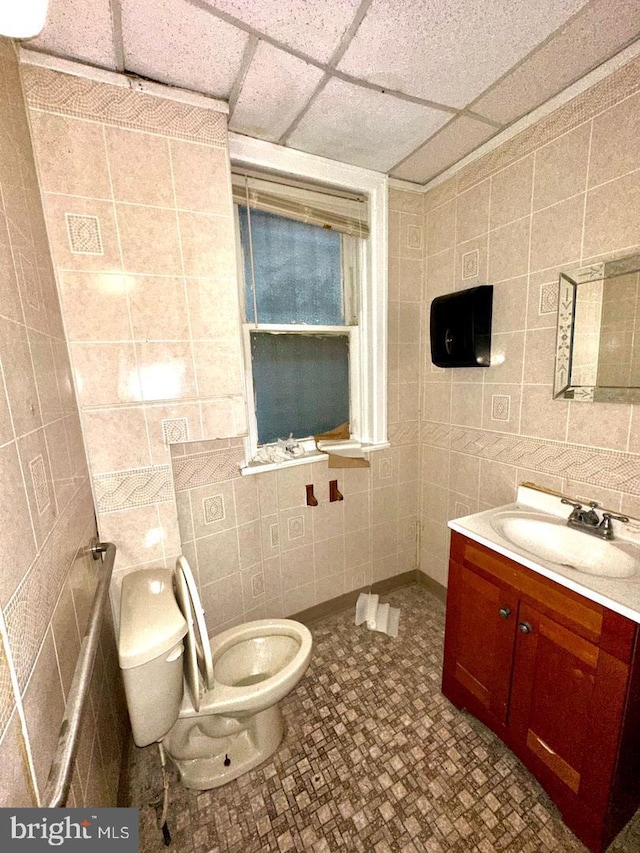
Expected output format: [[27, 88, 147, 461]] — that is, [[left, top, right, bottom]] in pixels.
[[554, 253, 640, 402]]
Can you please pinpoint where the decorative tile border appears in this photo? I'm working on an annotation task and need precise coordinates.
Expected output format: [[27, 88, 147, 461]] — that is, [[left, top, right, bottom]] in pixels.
[[388, 422, 421, 446], [445, 426, 640, 495], [457, 51, 640, 193], [0, 615, 16, 739], [4, 482, 93, 691], [23, 65, 227, 147], [93, 465, 173, 512], [172, 446, 244, 492]]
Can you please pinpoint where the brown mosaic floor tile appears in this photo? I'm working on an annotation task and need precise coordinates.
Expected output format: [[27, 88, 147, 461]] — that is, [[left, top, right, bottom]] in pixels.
[[123, 585, 640, 852]]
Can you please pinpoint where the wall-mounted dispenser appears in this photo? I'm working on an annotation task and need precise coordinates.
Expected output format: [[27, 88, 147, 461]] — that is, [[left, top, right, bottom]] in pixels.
[[430, 285, 493, 368]]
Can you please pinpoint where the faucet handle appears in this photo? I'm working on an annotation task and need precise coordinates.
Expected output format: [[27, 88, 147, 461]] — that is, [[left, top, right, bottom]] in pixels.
[[601, 512, 629, 524], [561, 499, 582, 510]]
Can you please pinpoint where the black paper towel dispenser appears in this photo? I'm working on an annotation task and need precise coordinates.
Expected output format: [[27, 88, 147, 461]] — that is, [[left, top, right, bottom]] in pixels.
[[430, 285, 493, 368]]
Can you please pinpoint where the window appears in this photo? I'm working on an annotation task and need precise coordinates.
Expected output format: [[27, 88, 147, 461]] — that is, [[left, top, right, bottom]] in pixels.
[[229, 136, 387, 465]]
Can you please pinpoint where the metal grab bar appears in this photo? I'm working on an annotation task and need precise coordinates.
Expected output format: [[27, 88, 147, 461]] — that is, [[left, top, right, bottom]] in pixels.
[[44, 540, 116, 808]]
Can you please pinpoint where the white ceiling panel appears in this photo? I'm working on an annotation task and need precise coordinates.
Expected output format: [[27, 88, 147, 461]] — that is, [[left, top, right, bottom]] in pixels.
[[27, 0, 118, 69], [471, 0, 640, 124], [230, 42, 324, 143], [338, 0, 589, 108], [286, 78, 451, 173], [390, 116, 496, 183], [204, 0, 361, 62], [121, 0, 248, 98]]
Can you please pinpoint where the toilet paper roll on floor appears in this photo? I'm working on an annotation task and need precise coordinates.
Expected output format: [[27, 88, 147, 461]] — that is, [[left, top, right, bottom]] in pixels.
[[355, 592, 400, 638]]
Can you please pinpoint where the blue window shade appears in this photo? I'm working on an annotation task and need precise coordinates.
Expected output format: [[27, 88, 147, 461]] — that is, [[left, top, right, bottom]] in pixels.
[[251, 333, 349, 444], [239, 206, 344, 324]]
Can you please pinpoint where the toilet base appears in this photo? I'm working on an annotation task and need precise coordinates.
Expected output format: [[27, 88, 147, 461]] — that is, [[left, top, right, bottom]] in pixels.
[[164, 704, 284, 790]]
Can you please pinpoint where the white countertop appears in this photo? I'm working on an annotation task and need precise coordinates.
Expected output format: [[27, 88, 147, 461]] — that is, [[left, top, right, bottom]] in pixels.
[[448, 486, 640, 624]]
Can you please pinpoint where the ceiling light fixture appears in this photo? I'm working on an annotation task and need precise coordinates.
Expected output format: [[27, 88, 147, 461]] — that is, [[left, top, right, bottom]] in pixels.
[[0, 0, 48, 39]]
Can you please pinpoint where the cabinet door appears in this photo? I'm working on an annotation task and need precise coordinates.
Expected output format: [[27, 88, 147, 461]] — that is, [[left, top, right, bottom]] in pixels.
[[443, 561, 519, 727], [509, 602, 601, 798]]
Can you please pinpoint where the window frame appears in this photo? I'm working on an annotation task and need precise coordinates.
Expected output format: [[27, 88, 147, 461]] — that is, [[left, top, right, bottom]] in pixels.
[[229, 133, 388, 467]]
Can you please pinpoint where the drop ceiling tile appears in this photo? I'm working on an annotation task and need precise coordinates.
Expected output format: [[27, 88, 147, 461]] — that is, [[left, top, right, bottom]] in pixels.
[[230, 42, 324, 142], [27, 0, 118, 69], [338, 0, 589, 108], [121, 0, 248, 98], [286, 78, 451, 173], [471, 0, 640, 124], [391, 117, 496, 184], [204, 0, 361, 62]]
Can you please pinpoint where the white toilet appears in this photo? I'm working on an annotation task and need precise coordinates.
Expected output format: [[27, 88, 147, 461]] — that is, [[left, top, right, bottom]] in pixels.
[[118, 556, 312, 789]]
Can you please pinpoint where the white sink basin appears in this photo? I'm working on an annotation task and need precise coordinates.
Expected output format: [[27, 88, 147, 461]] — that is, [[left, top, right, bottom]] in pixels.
[[490, 511, 639, 579]]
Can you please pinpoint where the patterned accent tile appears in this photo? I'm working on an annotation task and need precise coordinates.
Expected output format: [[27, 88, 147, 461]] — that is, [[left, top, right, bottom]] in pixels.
[[287, 516, 305, 541], [378, 458, 393, 480], [29, 454, 51, 516], [172, 447, 244, 492], [455, 501, 471, 516], [17, 253, 41, 310], [123, 585, 640, 852], [539, 282, 559, 315], [4, 483, 94, 690], [162, 418, 189, 446], [93, 465, 173, 513], [251, 572, 265, 598], [491, 395, 511, 422], [203, 495, 225, 524], [23, 65, 227, 147], [461, 248, 479, 280], [65, 213, 103, 255], [270, 524, 279, 548], [406, 224, 423, 251]]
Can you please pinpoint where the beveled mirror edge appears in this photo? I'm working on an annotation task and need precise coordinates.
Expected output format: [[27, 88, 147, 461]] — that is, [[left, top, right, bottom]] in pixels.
[[553, 252, 640, 403]]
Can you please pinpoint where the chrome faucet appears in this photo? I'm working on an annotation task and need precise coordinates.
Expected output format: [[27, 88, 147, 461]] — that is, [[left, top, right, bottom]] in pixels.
[[561, 498, 629, 540]]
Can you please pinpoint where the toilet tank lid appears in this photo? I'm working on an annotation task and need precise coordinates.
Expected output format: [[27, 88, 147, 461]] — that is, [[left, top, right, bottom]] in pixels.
[[119, 569, 187, 669]]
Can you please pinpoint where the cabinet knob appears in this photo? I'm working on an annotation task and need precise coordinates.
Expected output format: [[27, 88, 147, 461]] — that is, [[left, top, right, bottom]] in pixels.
[[518, 622, 532, 635], [499, 607, 511, 619]]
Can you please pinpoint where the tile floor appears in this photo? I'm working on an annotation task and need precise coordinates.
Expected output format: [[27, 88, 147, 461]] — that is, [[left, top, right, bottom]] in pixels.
[[123, 585, 640, 852]]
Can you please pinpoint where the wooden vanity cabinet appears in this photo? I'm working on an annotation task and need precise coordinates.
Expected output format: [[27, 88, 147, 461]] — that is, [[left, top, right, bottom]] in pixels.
[[442, 531, 640, 853]]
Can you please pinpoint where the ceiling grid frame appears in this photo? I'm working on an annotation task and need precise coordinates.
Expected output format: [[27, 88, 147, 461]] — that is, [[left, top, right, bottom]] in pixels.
[[23, 0, 640, 184]]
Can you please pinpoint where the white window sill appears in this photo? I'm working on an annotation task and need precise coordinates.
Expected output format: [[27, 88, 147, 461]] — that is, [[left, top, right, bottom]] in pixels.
[[240, 441, 391, 476]]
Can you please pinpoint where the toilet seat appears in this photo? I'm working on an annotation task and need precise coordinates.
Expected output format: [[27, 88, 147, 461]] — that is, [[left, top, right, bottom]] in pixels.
[[172, 556, 312, 718], [177, 618, 313, 718], [175, 556, 214, 702]]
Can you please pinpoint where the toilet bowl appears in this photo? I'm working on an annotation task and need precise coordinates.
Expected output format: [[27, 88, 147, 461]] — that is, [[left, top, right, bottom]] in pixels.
[[118, 557, 312, 790]]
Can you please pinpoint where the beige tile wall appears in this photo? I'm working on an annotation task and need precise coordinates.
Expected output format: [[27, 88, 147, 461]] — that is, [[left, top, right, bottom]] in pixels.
[[0, 39, 125, 808], [24, 66, 246, 589], [420, 50, 640, 586], [25, 63, 420, 628], [170, 434, 418, 628]]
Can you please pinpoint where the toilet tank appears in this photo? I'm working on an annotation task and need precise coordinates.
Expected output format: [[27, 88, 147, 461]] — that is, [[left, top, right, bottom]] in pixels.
[[118, 569, 188, 747]]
